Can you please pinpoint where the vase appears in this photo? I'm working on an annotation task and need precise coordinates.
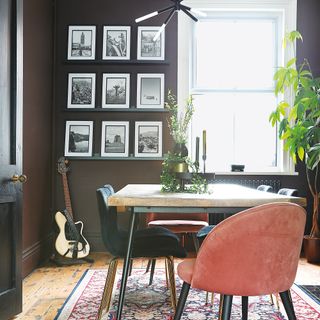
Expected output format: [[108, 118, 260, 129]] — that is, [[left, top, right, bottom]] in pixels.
[[173, 143, 188, 157]]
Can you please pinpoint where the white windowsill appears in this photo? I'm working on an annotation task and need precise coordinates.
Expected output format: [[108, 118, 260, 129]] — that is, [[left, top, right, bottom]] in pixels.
[[214, 171, 299, 176]]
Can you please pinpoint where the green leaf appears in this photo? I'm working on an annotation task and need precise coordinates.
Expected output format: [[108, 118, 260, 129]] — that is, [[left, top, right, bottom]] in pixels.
[[286, 58, 296, 68], [306, 148, 320, 170], [289, 105, 297, 121], [281, 130, 291, 140], [288, 30, 303, 42], [278, 101, 290, 116], [297, 146, 305, 161]]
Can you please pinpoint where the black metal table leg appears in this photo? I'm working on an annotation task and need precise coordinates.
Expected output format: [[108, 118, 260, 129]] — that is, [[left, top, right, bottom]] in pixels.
[[116, 208, 136, 319]]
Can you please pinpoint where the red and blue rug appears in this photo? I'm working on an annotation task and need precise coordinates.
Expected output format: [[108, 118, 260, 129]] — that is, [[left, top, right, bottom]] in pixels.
[[54, 269, 320, 319]]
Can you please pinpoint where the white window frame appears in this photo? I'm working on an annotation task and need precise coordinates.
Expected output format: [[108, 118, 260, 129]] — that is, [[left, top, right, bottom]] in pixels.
[[178, 0, 297, 175]]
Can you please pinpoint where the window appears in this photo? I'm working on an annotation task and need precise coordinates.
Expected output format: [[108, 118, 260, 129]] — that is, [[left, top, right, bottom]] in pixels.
[[178, 0, 297, 173]]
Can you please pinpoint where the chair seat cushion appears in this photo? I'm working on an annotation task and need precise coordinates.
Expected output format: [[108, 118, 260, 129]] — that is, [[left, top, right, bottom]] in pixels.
[[148, 220, 208, 234], [197, 225, 216, 239], [125, 226, 187, 258]]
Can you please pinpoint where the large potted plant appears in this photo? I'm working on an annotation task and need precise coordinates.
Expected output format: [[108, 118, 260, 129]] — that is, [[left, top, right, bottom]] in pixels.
[[270, 31, 320, 262]]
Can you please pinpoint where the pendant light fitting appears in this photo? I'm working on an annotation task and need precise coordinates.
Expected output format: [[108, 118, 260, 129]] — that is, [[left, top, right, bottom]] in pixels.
[[135, 0, 206, 41]]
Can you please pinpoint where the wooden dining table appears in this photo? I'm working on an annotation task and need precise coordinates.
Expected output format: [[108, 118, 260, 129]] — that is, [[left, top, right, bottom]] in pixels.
[[107, 183, 307, 319]]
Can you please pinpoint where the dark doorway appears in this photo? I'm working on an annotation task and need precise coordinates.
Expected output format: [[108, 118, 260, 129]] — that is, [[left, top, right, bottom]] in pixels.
[[0, 0, 23, 318]]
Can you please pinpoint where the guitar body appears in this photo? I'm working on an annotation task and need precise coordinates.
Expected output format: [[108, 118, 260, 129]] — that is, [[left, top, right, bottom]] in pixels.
[[55, 211, 90, 259], [55, 157, 91, 260]]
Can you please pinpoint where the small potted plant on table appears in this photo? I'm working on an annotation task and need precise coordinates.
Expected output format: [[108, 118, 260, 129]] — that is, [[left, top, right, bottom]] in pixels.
[[161, 91, 207, 193]]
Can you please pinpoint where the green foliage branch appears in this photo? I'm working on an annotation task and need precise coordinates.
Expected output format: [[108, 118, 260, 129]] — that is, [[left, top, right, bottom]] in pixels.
[[160, 91, 208, 193], [269, 31, 320, 238], [165, 90, 195, 144]]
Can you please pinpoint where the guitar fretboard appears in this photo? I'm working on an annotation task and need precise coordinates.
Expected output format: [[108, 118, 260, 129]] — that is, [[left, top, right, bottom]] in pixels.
[[62, 173, 73, 219]]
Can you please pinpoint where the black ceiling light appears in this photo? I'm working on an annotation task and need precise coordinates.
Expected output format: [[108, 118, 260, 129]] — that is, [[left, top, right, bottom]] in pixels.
[[135, 0, 206, 41]]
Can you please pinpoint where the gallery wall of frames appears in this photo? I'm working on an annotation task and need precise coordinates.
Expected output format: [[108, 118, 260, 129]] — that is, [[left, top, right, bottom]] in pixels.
[[54, 0, 178, 249], [57, 16, 177, 161], [62, 23, 169, 159]]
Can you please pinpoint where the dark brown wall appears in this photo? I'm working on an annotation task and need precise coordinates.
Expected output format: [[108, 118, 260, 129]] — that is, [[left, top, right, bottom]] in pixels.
[[53, 0, 177, 250], [23, 0, 54, 276], [297, 0, 320, 76]]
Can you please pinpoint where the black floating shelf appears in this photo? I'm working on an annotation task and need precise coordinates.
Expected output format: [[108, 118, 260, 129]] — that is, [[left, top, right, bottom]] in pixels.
[[66, 156, 165, 161], [63, 107, 169, 113], [63, 59, 170, 65]]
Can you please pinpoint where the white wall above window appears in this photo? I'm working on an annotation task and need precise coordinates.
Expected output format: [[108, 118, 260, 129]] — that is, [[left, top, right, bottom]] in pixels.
[[178, 0, 297, 174]]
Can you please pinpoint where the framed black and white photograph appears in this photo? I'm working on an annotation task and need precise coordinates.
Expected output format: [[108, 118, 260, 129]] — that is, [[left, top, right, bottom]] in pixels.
[[137, 26, 165, 60], [102, 26, 131, 60], [135, 121, 162, 157], [101, 121, 129, 157], [67, 25, 96, 60], [64, 121, 93, 157], [102, 73, 130, 108], [137, 73, 164, 108], [67, 73, 96, 108]]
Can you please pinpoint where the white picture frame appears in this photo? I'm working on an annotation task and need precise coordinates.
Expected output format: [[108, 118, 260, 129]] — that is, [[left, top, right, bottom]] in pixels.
[[64, 121, 93, 157], [137, 26, 165, 60], [67, 25, 96, 60], [102, 73, 130, 108], [102, 26, 131, 60], [101, 121, 129, 157], [67, 73, 96, 108], [136, 73, 164, 108], [135, 121, 162, 157]]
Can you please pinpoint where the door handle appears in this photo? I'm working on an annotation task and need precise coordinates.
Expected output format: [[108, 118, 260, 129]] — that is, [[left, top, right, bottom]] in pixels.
[[11, 174, 28, 183]]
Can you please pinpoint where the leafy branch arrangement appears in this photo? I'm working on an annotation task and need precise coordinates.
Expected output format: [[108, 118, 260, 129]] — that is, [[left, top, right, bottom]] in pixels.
[[160, 91, 208, 194], [165, 90, 195, 145], [269, 31, 320, 238]]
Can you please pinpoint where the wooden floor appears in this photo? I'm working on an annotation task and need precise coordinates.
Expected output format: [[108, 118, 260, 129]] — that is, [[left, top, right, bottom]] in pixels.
[[12, 253, 320, 320]]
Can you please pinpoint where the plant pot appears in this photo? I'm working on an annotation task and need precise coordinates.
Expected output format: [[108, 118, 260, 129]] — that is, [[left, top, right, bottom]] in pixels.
[[173, 143, 188, 157], [303, 236, 320, 263], [173, 162, 188, 173]]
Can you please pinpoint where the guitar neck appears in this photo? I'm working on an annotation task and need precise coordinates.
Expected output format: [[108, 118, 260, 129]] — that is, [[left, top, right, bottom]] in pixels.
[[62, 173, 73, 219]]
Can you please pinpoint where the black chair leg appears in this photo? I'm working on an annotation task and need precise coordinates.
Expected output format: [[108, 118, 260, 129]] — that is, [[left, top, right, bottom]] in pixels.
[[173, 282, 190, 320], [129, 259, 133, 276], [241, 296, 248, 320], [146, 259, 152, 273], [221, 295, 233, 320], [279, 290, 297, 320], [192, 233, 200, 253], [148, 259, 156, 285]]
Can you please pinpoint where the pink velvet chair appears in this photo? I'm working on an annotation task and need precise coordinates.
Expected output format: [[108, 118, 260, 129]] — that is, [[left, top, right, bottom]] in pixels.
[[173, 202, 306, 320]]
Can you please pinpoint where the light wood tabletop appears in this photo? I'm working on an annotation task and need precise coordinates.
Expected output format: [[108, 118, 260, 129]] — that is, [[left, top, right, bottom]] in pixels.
[[108, 183, 307, 208]]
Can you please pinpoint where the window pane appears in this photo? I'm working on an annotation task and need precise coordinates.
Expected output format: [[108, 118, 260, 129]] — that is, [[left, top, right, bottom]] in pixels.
[[191, 93, 277, 172], [195, 19, 276, 89]]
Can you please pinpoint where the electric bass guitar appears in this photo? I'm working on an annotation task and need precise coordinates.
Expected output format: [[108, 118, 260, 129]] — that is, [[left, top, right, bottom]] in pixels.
[[55, 157, 90, 259]]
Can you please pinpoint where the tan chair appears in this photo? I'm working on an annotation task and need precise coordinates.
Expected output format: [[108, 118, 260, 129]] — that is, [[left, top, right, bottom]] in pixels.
[[145, 212, 208, 284]]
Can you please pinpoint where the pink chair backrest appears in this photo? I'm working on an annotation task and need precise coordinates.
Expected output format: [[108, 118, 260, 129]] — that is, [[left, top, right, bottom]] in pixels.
[[192, 203, 306, 296]]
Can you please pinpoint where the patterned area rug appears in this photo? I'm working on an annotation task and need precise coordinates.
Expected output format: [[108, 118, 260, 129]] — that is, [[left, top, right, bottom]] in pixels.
[[54, 269, 320, 320]]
